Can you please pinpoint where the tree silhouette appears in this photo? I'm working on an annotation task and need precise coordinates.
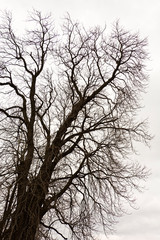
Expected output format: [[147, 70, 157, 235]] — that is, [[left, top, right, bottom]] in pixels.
[[0, 11, 150, 240]]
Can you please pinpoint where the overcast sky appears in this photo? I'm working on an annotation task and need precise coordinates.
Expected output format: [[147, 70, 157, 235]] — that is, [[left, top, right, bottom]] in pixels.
[[0, 0, 160, 239]]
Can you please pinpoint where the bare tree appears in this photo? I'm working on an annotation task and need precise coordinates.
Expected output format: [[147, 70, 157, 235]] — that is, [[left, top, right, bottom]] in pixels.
[[0, 11, 151, 240]]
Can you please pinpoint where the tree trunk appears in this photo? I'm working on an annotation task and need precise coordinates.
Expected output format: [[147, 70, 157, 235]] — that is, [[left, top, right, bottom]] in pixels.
[[8, 211, 38, 240], [4, 183, 46, 240]]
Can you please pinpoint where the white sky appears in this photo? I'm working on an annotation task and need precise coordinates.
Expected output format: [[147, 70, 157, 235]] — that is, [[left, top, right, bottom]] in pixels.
[[0, 0, 160, 239]]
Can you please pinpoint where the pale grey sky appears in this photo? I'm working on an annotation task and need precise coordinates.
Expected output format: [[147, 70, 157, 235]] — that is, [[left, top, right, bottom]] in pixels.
[[0, 0, 160, 239]]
